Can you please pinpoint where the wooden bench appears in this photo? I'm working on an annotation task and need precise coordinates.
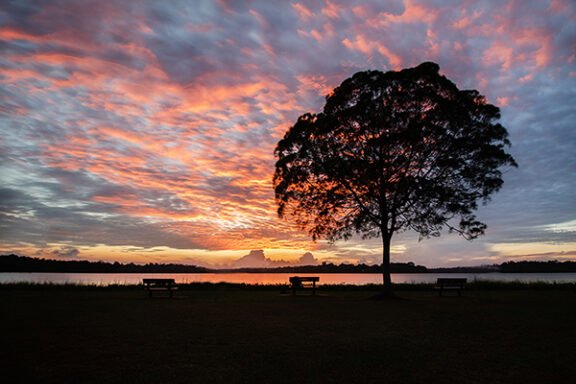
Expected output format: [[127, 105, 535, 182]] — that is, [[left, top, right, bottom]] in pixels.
[[143, 278, 178, 298], [435, 278, 467, 296], [289, 276, 319, 296]]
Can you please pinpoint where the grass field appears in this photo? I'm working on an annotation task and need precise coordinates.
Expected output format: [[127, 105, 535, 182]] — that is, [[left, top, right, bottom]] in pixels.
[[1, 284, 575, 383]]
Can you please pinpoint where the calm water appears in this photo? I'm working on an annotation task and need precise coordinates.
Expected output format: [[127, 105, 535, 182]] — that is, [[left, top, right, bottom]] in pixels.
[[1, 272, 575, 286]]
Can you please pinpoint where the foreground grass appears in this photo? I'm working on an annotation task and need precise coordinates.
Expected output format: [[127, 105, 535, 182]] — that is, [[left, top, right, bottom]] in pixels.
[[1, 284, 575, 383]]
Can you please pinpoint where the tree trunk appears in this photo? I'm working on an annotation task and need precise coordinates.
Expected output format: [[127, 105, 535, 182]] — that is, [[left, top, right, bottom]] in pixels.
[[380, 232, 394, 297]]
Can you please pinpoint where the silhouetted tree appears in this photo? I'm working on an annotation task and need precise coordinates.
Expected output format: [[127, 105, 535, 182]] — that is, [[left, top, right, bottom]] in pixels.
[[274, 62, 517, 296]]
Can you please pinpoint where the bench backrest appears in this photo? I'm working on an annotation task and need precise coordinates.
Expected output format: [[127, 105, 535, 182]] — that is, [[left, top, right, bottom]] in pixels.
[[289, 276, 319, 283]]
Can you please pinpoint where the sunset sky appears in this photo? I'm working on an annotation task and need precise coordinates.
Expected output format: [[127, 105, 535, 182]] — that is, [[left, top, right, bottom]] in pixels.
[[1, 0, 575, 268]]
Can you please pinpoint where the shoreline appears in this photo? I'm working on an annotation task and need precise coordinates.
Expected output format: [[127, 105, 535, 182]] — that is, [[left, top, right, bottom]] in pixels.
[[2, 280, 575, 291]]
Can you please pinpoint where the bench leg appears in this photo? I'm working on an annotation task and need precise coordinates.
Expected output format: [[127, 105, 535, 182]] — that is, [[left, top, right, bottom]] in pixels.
[[437, 288, 463, 297]]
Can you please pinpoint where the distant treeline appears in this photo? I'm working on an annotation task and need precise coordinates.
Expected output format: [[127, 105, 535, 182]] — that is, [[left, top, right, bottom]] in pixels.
[[428, 266, 498, 273], [0, 255, 427, 273], [0, 254, 208, 273], [1, 254, 575, 273], [221, 262, 428, 274], [499, 260, 576, 273]]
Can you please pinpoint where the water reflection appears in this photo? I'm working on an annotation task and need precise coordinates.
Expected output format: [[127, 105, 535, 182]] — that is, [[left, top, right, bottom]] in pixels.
[[1, 272, 576, 285]]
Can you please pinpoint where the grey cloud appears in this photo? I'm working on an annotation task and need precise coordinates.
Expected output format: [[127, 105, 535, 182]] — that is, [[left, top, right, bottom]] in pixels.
[[0, 0, 45, 34], [0, 196, 205, 250], [145, 35, 215, 85], [50, 245, 80, 258], [0, 168, 205, 249], [298, 251, 318, 265], [230, 249, 270, 268], [230, 249, 318, 268], [0, 1, 149, 72], [144, 2, 262, 85]]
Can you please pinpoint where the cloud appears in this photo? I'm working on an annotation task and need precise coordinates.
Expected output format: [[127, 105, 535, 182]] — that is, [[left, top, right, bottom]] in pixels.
[[230, 249, 272, 268], [298, 252, 318, 265], [229, 249, 318, 268], [51, 246, 80, 258]]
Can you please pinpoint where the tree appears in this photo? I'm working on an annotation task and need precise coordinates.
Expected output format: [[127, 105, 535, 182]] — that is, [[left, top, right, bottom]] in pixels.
[[273, 62, 517, 295]]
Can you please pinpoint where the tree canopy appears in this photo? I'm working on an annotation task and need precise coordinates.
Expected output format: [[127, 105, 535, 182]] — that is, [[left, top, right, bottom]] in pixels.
[[273, 62, 517, 293]]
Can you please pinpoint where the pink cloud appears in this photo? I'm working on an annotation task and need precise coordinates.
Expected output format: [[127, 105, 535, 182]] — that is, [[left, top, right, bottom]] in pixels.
[[374, 0, 438, 26], [292, 3, 314, 20], [296, 74, 333, 96], [496, 96, 510, 107], [483, 41, 515, 70], [322, 1, 341, 19], [342, 35, 402, 69], [550, 0, 570, 13]]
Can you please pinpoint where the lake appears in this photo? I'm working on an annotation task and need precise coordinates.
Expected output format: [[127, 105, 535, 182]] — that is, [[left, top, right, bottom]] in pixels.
[[1, 272, 576, 286]]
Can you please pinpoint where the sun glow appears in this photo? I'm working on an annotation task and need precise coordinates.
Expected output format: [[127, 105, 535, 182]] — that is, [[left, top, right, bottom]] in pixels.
[[488, 242, 576, 259]]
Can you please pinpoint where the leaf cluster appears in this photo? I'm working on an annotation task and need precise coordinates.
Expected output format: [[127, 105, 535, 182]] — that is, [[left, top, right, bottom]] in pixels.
[[274, 62, 517, 242]]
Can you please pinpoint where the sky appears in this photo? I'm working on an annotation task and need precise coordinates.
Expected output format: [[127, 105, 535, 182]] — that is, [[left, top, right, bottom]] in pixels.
[[1, 0, 575, 268]]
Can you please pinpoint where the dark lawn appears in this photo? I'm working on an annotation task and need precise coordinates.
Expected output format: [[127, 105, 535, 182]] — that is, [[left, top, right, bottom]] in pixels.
[[1, 286, 575, 383]]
